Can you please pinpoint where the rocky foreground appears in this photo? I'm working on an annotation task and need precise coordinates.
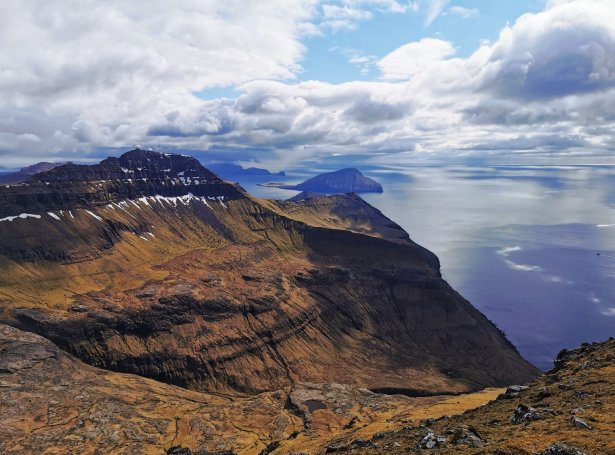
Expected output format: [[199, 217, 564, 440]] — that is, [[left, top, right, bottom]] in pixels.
[[0, 326, 612, 454], [0, 323, 501, 454], [319, 338, 615, 455]]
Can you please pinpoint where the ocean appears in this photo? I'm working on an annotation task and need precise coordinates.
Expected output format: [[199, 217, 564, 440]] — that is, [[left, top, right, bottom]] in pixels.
[[234, 163, 615, 370]]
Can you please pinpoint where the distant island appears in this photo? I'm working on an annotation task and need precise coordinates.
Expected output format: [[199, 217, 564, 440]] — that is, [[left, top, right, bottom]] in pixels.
[[260, 168, 383, 194], [0, 161, 66, 185], [205, 163, 285, 179]]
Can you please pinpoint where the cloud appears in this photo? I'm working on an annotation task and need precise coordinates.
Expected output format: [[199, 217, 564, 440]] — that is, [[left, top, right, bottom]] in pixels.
[[339, 0, 415, 14], [378, 38, 456, 80], [0, 0, 316, 161], [423, 0, 451, 26], [2, 0, 615, 168], [335, 48, 378, 75], [317, 1, 411, 31], [477, 2, 615, 100], [321, 4, 373, 30], [446, 6, 479, 18], [16, 133, 42, 143]]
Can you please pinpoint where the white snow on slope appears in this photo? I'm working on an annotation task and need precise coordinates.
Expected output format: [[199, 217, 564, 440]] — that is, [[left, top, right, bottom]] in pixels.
[[0, 213, 42, 222]]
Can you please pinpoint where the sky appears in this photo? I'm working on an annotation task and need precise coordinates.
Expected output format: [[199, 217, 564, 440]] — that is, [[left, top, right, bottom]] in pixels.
[[1, 0, 614, 169]]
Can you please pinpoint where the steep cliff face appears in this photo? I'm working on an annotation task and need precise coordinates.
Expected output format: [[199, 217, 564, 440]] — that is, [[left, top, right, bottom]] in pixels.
[[0, 150, 537, 395]]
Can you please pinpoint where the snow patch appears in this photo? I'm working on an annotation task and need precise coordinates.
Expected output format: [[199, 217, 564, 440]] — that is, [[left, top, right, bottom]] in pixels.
[[0, 213, 42, 222], [85, 210, 103, 222]]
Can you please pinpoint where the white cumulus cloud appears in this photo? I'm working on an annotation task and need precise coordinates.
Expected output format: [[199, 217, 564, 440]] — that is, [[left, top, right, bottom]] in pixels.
[[378, 38, 456, 80], [1, 0, 615, 168]]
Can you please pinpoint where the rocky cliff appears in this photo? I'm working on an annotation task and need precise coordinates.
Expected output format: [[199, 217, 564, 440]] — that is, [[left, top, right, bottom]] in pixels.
[[0, 150, 536, 396]]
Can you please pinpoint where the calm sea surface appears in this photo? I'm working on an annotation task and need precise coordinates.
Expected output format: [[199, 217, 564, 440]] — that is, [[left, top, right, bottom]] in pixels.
[[236, 164, 615, 370]]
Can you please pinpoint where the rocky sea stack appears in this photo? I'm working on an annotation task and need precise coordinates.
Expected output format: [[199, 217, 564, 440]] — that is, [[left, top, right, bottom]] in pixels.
[[262, 168, 384, 194]]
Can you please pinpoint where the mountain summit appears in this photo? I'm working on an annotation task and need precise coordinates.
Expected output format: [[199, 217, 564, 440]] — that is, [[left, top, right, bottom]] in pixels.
[[0, 149, 241, 217]]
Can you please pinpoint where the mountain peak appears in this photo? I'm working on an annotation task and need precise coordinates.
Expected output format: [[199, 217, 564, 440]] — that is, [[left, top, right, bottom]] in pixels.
[[28, 150, 220, 184], [335, 168, 361, 174], [0, 149, 244, 217]]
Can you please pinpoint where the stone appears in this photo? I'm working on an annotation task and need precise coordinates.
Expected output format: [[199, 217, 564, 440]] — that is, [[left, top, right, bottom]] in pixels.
[[511, 405, 545, 424], [69, 304, 88, 313], [166, 446, 193, 455], [500, 384, 530, 399], [418, 431, 446, 449], [570, 416, 592, 429], [541, 443, 590, 455], [450, 426, 485, 448], [325, 443, 346, 453], [350, 438, 374, 448]]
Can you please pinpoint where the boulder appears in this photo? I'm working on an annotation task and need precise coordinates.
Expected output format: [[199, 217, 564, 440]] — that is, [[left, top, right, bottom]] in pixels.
[[501, 384, 530, 399], [511, 404, 545, 424], [570, 416, 592, 429], [450, 426, 485, 448], [418, 431, 446, 449], [541, 443, 590, 455]]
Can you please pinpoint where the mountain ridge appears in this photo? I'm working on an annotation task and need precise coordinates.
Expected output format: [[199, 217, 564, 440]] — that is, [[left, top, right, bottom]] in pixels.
[[0, 161, 66, 185]]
